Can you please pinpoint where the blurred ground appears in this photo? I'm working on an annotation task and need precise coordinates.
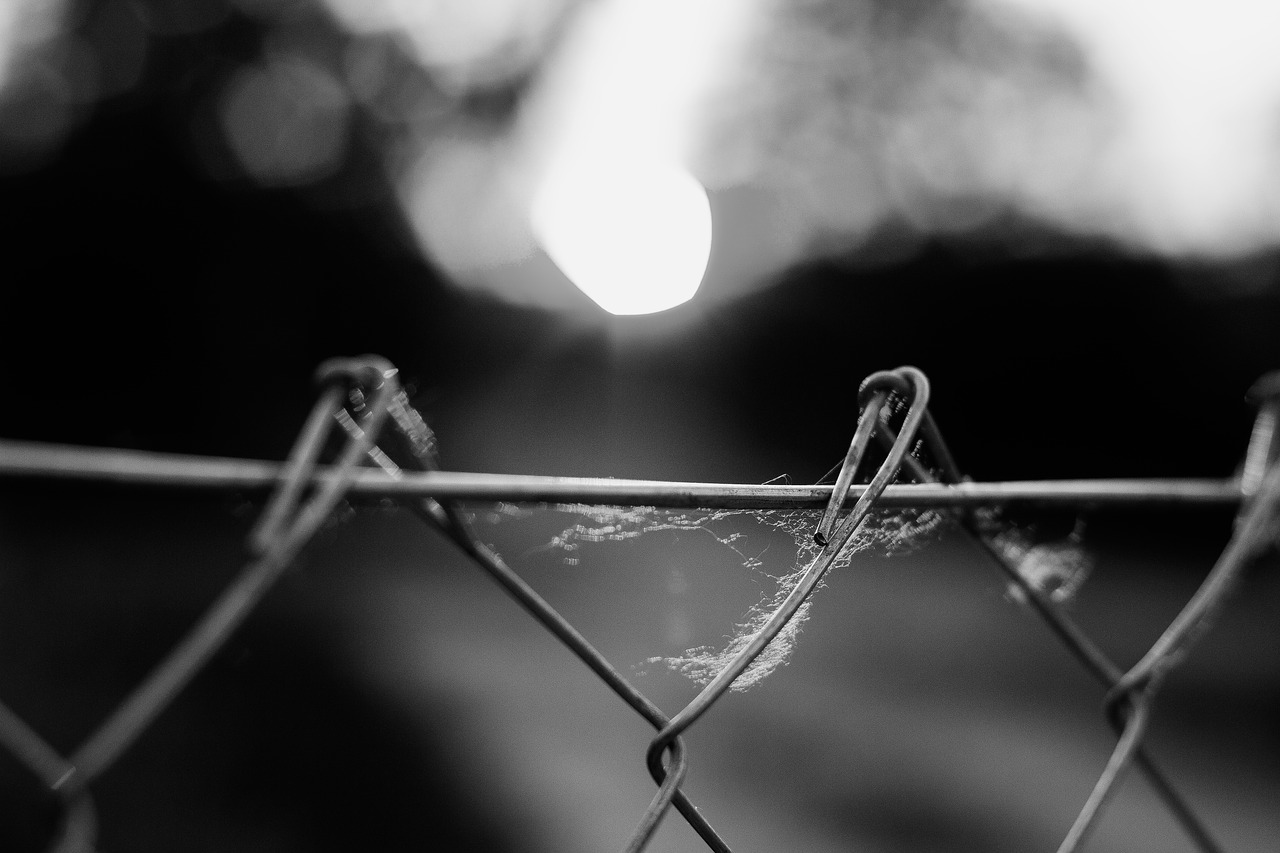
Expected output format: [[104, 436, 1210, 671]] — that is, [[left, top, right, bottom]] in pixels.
[[1, 466, 1278, 852]]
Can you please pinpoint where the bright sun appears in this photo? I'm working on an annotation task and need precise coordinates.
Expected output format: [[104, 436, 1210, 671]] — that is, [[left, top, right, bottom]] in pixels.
[[532, 158, 713, 316]]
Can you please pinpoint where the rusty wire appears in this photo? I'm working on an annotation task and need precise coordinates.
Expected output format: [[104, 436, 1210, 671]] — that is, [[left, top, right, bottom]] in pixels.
[[0, 358, 1276, 853]]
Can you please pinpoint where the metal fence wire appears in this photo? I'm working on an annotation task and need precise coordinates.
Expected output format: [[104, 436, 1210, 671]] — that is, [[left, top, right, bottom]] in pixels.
[[1, 355, 1278, 853]]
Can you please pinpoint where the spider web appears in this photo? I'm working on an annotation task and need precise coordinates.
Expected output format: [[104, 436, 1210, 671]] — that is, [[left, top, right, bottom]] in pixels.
[[463, 418, 1090, 692]]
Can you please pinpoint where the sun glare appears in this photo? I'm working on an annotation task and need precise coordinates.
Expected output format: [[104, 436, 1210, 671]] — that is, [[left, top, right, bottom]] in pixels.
[[531, 158, 712, 315]]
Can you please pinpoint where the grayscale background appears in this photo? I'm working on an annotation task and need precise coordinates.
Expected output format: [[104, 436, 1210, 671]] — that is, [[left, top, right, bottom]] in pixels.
[[1, 1, 1278, 851]]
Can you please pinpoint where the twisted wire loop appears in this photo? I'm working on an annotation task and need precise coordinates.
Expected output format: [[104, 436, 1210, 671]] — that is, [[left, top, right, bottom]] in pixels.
[[871, 382, 1228, 853], [3, 355, 1273, 853], [625, 366, 935, 852], [11, 357, 400, 853], [972, 522, 1226, 853], [1056, 458, 1280, 853], [330, 381, 732, 853], [1052, 378, 1280, 853]]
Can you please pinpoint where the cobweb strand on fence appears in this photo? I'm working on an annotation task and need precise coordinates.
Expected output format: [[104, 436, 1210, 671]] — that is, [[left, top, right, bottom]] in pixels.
[[465, 498, 1091, 692]]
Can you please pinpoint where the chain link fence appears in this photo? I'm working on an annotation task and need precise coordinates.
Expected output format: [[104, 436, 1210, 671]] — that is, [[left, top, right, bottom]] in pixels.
[[1, 356, 1277, 853]]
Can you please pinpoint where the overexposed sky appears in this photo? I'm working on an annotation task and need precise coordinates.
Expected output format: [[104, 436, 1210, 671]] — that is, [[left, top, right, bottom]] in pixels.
[[6, 0, 1280, 308], [398, 0, 1280, 307]]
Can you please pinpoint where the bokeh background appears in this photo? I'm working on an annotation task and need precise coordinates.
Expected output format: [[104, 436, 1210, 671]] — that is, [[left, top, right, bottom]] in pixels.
[[2, 1, 1279, 851]]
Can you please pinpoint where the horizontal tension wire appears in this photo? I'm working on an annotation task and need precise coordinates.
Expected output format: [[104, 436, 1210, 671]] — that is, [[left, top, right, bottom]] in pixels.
[[0, 440, 1243, 509]]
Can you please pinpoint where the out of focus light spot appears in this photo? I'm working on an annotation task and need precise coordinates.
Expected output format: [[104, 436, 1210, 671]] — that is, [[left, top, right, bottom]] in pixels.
[[341, 36, 452, 127], [979, 0, 1280, 255], [389, 0, 753, 312], [319, 0, 564, 91], [0, 0, 65, 91], [0, 0, 76, 171], [217, 55, 351, 186], [530, 0, 755, 172], [4, 0, 1280, 310], [0, 64, 74, 158], [531, 158, 712, 315], [0, 0, 149, 173]]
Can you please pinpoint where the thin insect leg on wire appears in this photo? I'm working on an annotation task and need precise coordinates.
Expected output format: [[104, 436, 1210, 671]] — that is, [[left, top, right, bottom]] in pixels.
[[873, 400, 1225, 853], [814, 458, 842, 485], [629, 366, 933, 852], [334, 389, 732, 853], [56, 357, 398, 795]]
